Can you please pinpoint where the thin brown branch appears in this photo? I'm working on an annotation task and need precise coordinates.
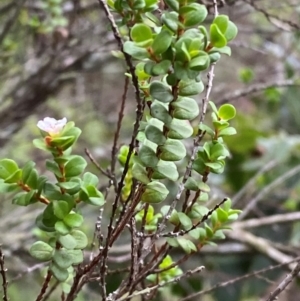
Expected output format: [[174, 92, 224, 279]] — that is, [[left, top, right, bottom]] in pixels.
[[239, 164, 300, 220], [35, 270, 52, 301], [216, 79, 299, 105], [234, 211, 300, 229], [244, 0, 300, 31], [227, 229, 294, 267], [42, 281, 59, 301], [0, 247, 8, 301], [85, 148, 112, 179], [265, 260, 300, 301], [115, 266, 205, 301], [179, 256, 300, 301], [111, 76, 130, 179]]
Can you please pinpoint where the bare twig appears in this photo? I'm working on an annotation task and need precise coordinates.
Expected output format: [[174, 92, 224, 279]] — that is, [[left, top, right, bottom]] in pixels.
[[216, 79, 299, 105], [244, 0, 300, 31], [0, 247, 9, 301], [265, 260, 300, 301], [85, 148, 112, 179], [228, 229, 294, 267], [92, 5, 145, 300], [232, 160, 277, 205], [234, 211, 300, 229], [35, 270, 52, 301], [115, 266, 205, 301], [239, 164, 300, 220], [179, 256, 300, 301], [42, 281, 59, 301], [111, 76, 129, 180]]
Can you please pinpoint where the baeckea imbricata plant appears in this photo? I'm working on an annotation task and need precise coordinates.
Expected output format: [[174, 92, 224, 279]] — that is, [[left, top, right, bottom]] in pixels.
[[0, 0, 243, 300]]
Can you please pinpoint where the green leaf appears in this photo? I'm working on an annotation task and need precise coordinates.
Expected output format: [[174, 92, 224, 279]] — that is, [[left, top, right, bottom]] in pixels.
[[213, 15, 229, 33], [160, 139, 186, 161], [178, 79, 204, 96], [130, 23, 153, 47], [4, 169, 22, 184], [58, 234, 77, 249], [217, 207, 228, 223], [67, 249, 83, 265], [46, 160, 62, 177], [189, 52, 210, 71], [141, 181, 169, 203], [218, 127, 237, 136], [50, 136, 76, 151], [180, 3, 207, 27], [151, 60, 172, 76], [198, 181, 210, 192], [139, 144, 159, 168], [153, 160, 179, 181], [177, 237, 197, 254], [33, 138, 50, 152], [35, 214, 55, 232], [53, 249, 73, 269], [164, 0, 179, 11], [29, 241, 54, 261], [211, 46, 231, 56], [189, 204, 209, 219], [63, 213, 83, 228], [132, 163, 150, 184], [22, 161, 38, 188], [12, 190, 36, 206], [82, 172, 99, 186], [0, 159, 19, 180], [167, 237, 179, 248], [71, 229, 88, 249], [210, 24, 227, 48], [162, 12, 179, 32], [64, 156, 87, 178], [199, 124, 215, 136], [152, 30, 173, 55], [136, 62, 151, 80], [218, 104, 236, 120], [184, 177, 199, 191], [171, 97, 199, 120], [167, 119, 193, 139], [213, 229, 226, 240], [177, 212, 192, 230], [58, 179, 81, 194], [224, 21, 238, 42], [50, 263, 69, 282], [149, 81, 173, 103], [55, 221, 71, 235], [210, 142, 230, 160], [205, 224, 214, 238], [145, 124, 166, 145], [0, 182, 19, 193], [53, 201, 71, 219], [150, 101, 172, 125], [79, 185, 105, 206], [123, 41, 150, 60], [209, 52, 221, 63]]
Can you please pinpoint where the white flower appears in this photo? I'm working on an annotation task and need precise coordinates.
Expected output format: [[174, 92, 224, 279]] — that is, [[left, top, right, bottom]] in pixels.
[[37, 117, 67, 136]]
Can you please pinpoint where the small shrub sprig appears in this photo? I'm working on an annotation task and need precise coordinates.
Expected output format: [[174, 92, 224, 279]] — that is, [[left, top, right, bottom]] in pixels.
[[0, 118, 105, 290], [108, 0, 241, 285], [0, 1, 242, 300]]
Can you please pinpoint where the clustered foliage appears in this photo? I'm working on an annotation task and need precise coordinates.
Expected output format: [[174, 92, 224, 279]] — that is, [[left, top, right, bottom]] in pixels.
[[0, 0, 243, 300]]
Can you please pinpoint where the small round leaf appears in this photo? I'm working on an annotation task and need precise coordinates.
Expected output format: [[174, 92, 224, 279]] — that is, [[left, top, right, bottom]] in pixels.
[[29, 241, 54, 261], [218, 104, 236, 120]]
